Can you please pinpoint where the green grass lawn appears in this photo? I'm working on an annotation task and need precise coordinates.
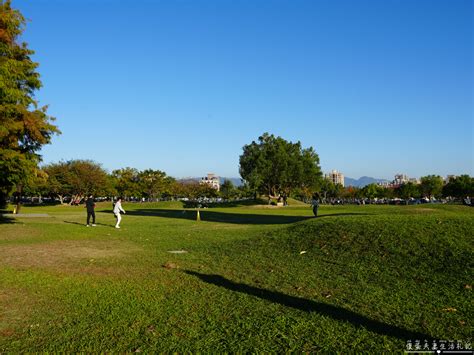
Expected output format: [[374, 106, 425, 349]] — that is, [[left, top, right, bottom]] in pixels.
[[0, 202, 472, 352]]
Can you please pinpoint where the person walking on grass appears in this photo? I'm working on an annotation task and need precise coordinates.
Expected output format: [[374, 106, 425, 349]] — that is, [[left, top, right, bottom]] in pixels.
[[85, 195, 96, 227], [113, 197, 126, 229]]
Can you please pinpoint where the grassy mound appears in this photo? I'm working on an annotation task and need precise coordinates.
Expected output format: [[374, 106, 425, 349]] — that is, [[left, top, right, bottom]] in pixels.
[[0, 204, 471, 352], [187, 206, 473, 350]]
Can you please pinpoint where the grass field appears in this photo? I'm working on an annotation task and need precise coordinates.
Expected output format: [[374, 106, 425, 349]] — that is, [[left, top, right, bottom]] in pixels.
[[0, 202, 472, 352]]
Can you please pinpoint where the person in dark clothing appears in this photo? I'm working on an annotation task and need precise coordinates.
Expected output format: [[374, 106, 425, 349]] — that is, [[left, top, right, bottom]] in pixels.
[[311, 192, 320, 217], [85, 195, 96, 227]]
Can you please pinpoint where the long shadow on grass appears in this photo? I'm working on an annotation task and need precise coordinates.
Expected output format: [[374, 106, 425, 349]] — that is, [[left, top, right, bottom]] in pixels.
[[185, 270, 435, 341], [63, 221, 115, 228], [109, 209, 310, 224], [0, 214, 15, 224], [108, 209, 369, 225], [317, 213, 372, 218]]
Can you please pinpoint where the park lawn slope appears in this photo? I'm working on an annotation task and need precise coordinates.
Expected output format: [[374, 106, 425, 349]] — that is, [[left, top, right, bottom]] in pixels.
[[0, 203, 472, 352]]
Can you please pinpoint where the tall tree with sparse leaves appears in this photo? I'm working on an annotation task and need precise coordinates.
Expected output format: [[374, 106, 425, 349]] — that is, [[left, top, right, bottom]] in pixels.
[[0, 1, 59, 209]]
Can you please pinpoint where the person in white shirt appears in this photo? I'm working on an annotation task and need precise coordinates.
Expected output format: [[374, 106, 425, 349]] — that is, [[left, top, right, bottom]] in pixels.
[[113, 197, 126, 228]]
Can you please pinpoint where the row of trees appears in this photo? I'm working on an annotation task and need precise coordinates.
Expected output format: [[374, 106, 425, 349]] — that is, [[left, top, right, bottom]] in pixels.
[[15, 142, 474, 207], [12, 158, 474, 206], [304, 175, 473, 202], [20, 160, 250, 204], [237, 133, 473, 203]]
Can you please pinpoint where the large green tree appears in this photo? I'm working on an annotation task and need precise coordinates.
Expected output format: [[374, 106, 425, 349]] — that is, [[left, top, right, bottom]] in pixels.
[[442, 175, 474, 198], [138, 169, 175, 201], [397, 182, 420, 203], [0, 1, 59, 209], [43, 160, 112, 204], [420, 175, 443, 199], [239, 133, 322, 203], [220, 179, 237, 200], [112, 167, 141, 200]]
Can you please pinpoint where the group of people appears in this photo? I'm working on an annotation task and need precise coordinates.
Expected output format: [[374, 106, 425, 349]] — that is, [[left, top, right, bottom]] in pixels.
[[83, 193, 320, 228], [85, 196, 126, 228]]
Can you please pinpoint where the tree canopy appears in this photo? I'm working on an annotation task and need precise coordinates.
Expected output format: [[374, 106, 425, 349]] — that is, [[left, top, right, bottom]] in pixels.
[[239, 133, 322, 200], [420, 175, 443, 199], [443, 175, 474, 198], [43, 160, 112, 204], [0, 1, 59, 207]]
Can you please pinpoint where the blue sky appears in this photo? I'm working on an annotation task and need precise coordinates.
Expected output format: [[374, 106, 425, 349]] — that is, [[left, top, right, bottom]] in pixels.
[[16, 0, 473, 180]]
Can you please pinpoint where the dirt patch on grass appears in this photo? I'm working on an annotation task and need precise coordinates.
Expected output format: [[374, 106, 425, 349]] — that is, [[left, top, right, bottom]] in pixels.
[[0, 240, 142, 272], [0, 225, 42, 241]]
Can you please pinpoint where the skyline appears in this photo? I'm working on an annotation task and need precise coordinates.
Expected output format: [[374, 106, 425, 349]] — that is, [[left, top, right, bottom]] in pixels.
[[14, 0, 473, 180]]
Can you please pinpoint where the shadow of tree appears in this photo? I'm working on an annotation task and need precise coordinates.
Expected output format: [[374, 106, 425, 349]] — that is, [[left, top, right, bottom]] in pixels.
[[0, 214, 15, 224], [316, 213, 372, 218], [184, 270, 436, 341], [183, 198, 268, 208], [117, 209, 311, 225], [97, 208, 371, 225]]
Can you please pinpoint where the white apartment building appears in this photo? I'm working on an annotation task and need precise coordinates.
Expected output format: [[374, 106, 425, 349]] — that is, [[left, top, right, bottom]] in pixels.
[[394, 174, 409, 186], [200, 173, 220, 191], [326, 170, 345, 187]]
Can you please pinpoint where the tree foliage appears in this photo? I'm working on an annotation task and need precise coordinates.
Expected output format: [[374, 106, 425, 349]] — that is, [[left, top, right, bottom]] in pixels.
[[220, 179, 237, 200], [420, 175, 443, 199], [111, 167, 141, 199], [397, 182, 420, 200], [43, 160, 112, 204], [0, 1, 59, 207], [239, 133, 322, 200], [138, 169, 175, 200], [443, 175, 474, 198]]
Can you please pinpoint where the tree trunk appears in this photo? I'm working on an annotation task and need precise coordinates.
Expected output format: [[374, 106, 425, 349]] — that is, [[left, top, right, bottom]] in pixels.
[[14, 185, 23, 214]]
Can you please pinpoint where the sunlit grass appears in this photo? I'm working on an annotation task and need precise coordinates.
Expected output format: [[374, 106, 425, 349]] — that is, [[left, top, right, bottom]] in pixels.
[[0, 202, 472, 352]]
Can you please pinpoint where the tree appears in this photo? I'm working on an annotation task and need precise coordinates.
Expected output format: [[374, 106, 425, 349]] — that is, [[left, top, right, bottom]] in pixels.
[[112, 167, 141, 200], [420, 175, 443, 199], [342, 186, 359, 200], [137, 169, 175, 201], [43, 160, 111, 204], [42, 161, 71, 204], [443, 175, 474, 198], [319, 178, 336, 202], [361, 183, 380, 200], [220, 179, 237, 200], [0, 1, 60, 209], [239, 133, 322, 203], [397, 182, 420, 203], [22, 168, 48, 202]]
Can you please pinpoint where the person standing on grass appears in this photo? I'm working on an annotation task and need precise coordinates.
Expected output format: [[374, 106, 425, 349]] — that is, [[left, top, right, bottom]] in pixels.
[[113, 197, 126, 229], [85, 195, 96, 227], [311, 192, 320, 217]]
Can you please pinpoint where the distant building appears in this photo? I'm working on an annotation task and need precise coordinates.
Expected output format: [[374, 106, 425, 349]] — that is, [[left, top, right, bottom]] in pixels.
[[446, 175, 457, 184], [377, 181, 392, 188], [394, 174, 409, 186], [326, 170, 345, 187], [200, 173, 220, 191]]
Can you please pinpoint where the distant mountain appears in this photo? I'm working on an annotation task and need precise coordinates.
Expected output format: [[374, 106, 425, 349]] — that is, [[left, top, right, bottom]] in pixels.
[[345, 176, 389, 187]]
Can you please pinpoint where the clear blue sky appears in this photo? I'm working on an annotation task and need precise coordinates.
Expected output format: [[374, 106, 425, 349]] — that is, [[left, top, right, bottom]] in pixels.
[[16, 0, 473, 180]]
